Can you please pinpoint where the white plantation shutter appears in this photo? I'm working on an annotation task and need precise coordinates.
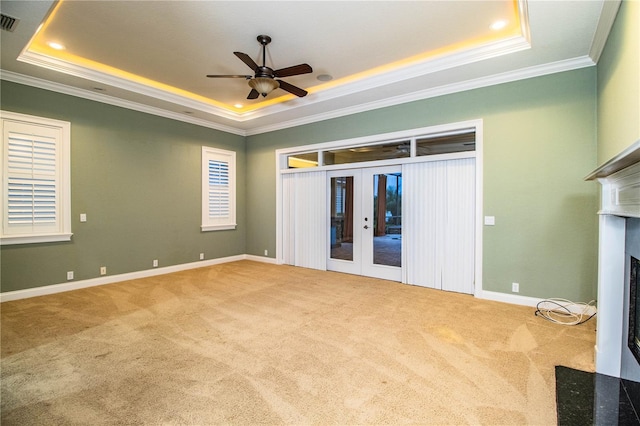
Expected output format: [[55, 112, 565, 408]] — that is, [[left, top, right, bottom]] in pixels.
[[208, 159, 230, 218], [7, 133, 57, 226], [202, 147, 236, 231], [1, 112, 71, 245]]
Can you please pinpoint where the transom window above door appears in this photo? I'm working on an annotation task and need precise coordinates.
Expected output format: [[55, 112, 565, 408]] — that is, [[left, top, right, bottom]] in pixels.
[[286, 129, 475, 169]]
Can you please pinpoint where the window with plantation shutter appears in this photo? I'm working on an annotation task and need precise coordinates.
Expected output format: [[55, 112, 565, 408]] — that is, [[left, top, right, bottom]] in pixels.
[[202, 147, 236, 231], [1, 111, 71, 245]]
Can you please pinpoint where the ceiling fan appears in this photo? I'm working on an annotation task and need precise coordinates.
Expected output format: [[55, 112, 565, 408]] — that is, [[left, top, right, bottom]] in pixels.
[[206, 35, 313, 100]]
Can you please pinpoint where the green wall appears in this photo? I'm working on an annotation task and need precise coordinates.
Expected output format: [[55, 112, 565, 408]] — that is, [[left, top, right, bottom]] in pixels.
[[1, 81, 246, 292], [246, 68, 599, 301], [1, 56, 604, 302], [597, 0, 640, 164]]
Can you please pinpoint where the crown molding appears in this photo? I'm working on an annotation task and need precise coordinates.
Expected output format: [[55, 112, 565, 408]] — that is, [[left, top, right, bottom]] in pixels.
[[246, 56, 595, 136], [589, 0, 621, 63], [240, 34, 532, 122], [3, 55, 594, 138], [0, 70, 246, 136], [16, 26, 531, 124], [16, 49, 247, 122]]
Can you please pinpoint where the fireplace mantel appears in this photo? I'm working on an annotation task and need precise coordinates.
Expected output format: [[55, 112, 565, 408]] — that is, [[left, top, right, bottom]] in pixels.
[[586, 139, 640, 218], [586, 139, 640, 380]]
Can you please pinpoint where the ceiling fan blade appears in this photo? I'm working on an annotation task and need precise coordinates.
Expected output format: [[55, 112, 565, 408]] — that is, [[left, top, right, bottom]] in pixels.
[[206, 74, 252, 78], [277, 80, 308, 97], [234, 52, 259, 72], [274, 63, 313, 78], [247, 89, 260, 100]]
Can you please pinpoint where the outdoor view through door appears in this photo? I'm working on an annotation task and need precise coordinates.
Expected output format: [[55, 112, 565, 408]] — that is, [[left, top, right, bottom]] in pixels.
[[373, 173, 401, 267], [330, 171, 402, 270]]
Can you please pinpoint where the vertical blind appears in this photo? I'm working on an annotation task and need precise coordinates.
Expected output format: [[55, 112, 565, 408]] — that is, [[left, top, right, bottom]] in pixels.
[[282, 171, 327, 270], [403, 158, 475, 294]]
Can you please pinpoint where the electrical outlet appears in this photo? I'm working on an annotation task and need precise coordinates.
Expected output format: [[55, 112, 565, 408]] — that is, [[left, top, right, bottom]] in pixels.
[[80, 213, 87, 222], [264, 249, 268, 256], [67, 271, 74, 280], [100, 266, 107, 276], [512, 282, 519, 293], [199, 253, 204, 260], [153, 259, 158, 268]]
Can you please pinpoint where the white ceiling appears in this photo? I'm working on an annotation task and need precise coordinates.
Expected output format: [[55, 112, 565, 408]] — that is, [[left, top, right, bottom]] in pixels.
[[0, 1, 618, 136]]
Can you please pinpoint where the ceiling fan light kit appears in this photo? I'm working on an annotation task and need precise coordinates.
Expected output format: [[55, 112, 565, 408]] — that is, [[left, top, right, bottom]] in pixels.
[[249, 77, 279, 97], [207, 34, 312, 100]]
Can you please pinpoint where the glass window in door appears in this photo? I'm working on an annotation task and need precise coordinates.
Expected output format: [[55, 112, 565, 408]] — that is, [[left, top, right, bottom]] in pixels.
[[372, 173, 402, 267], [330, 176, 354, 261]]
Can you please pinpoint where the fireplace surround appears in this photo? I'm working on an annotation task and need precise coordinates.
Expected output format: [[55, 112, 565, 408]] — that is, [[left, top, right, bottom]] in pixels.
[[629, 255, 640, 367], [587, 140, 640, 381]]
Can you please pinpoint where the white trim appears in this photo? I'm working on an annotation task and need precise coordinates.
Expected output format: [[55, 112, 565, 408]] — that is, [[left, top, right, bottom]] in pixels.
[[589, 0, 622, 63], [243, 34, 531, 123], [244, 254, 278, 264], [275, 119, 484, 296], [245, 57, 595, 136], [473, 121, 484, 299], [0, 254, 276, 302], [593, 214, 626, 377], [17, 50, 244, 122], [1, 110, 72, 245], [2, 53, 594, 137], [0, 70, 246, 137], [15, 21, 530, 125], [276, 120, 480, 157], [1, 253, 596, 312], [0, 232, 73, 246], [201, 224, 237, 232], [478, 290, 598, 316], [202, 146, 237, 231], [479, 289, 544, 307]]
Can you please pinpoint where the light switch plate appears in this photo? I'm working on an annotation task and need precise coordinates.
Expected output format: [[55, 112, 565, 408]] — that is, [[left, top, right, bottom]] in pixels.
[[484, 216, 495, 226]]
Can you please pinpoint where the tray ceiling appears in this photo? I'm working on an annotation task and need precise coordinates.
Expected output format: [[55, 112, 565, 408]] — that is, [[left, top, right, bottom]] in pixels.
[[0, 1, 617, 135]]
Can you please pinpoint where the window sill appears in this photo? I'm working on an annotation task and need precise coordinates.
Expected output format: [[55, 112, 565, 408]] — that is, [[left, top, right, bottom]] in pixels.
[[1, 233, 73, 246], [201, 224, 237, 232]]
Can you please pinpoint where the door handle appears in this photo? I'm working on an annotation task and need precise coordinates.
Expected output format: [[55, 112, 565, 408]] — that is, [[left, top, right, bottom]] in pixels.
[[363, 225, 369, 229]]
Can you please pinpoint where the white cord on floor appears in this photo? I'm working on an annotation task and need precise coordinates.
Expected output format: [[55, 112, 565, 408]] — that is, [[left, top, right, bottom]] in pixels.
[[535, 298, 597, 325]]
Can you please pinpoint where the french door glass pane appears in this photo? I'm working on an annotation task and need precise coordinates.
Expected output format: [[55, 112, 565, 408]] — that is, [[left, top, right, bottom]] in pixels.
[[373, 173, 402, 267], [330, 176, 353, 261]]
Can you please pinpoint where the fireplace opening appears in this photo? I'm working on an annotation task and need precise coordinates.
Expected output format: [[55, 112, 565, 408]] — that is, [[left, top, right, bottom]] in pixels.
[[629, 256, 640, 366]]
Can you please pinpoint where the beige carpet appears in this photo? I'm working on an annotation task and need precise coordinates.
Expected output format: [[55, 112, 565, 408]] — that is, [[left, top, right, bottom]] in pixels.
[[1, 260, 595, 425]]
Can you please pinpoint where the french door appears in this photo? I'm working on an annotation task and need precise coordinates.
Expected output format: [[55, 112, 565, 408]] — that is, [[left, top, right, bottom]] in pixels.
[[327, 166, 402, 281]]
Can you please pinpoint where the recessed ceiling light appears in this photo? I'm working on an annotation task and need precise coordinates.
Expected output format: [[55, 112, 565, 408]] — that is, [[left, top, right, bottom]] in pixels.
[[490, 20, 508, 31], [47, 41, 65, 50], [234, 104, 243, 109], [317, 74, 333, 82]]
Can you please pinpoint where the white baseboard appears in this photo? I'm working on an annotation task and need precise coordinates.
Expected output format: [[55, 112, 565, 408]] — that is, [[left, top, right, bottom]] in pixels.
[[478, 290, 597, 316], [478, 290, 544, 307], [0, 254, 276, 302], [2, 262, 596, 317], [244, 254, 278, 264]]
